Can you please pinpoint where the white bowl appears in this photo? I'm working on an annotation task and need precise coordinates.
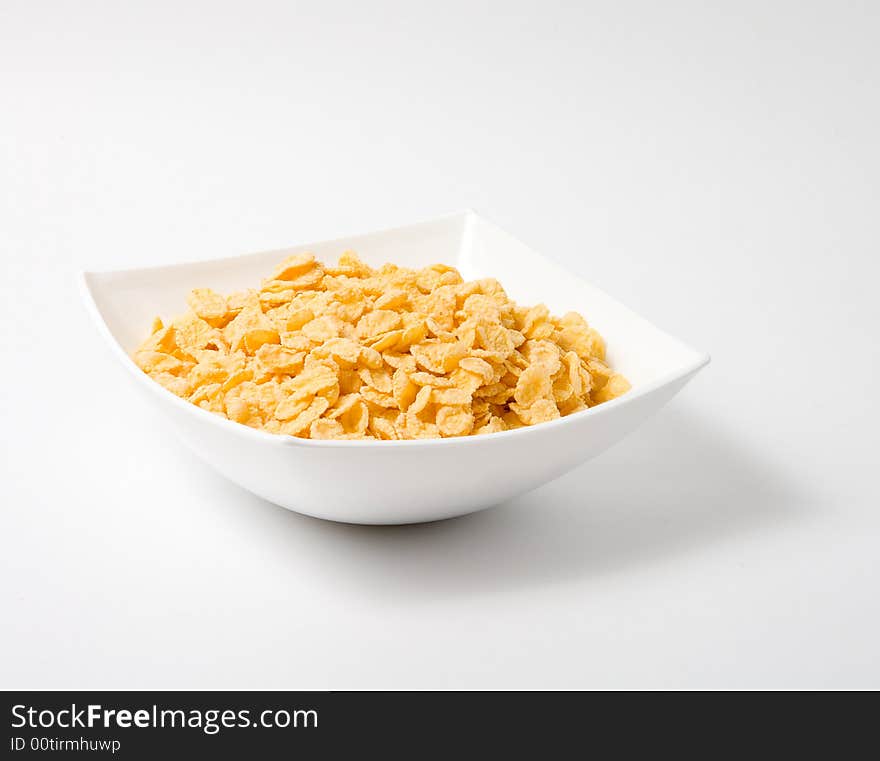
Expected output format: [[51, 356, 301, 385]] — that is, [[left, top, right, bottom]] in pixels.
[[81, 211, 708, 524]]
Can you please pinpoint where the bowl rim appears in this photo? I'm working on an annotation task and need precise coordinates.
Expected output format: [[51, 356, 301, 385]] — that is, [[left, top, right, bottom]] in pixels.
[[79, 210, 710, 449]]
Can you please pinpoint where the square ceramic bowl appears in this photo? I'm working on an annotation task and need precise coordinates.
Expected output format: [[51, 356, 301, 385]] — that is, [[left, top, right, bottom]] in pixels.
[[81, 211, 708, 524]]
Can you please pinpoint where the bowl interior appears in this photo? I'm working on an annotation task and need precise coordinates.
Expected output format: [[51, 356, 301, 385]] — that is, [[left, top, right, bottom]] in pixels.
[[83, 211, 705, 389]]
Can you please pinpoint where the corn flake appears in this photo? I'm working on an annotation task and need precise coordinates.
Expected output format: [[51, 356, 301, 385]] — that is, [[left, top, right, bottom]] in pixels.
[[135, 251, 629, 439]]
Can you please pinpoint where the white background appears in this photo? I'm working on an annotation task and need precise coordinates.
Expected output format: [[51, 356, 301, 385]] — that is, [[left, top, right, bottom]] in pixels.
[[2, 1, 878, 689]]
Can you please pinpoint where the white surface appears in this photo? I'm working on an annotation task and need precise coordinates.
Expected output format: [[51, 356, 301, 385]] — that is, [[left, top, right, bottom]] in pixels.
[[83, 211, 706, 523], [1, 0, 878, 688]]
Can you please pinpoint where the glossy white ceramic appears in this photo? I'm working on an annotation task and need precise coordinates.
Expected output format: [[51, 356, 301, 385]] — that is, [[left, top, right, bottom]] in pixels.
[[81, 211, 708, 524]]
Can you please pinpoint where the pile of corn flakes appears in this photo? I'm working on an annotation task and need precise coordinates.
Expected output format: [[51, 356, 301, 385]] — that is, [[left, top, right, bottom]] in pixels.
[[133, 252, 630, 439]]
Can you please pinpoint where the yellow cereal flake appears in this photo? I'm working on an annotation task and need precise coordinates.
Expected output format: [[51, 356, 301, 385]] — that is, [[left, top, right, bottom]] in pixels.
[[281, 396, 330, 436], [410, 340, 465, 374], [409, 384, 433, 415], [302, 315, 345, 342], [357, 309, 402, 339], [285, 363, 338, 402], [255, 344, 305, 374], [134, 252, 629, 439], [273, 252, 316, 280], [591, 373, 631, 404], [436, 405, 475, 437], [458, 356, 494, 385], [510, 398, 561, 426], [242, 328, 280, 355], [391, 368, 419, 410], [431, 387, 472, 406], [187, 288, 230, 327], [310, 417, 345, 439]]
